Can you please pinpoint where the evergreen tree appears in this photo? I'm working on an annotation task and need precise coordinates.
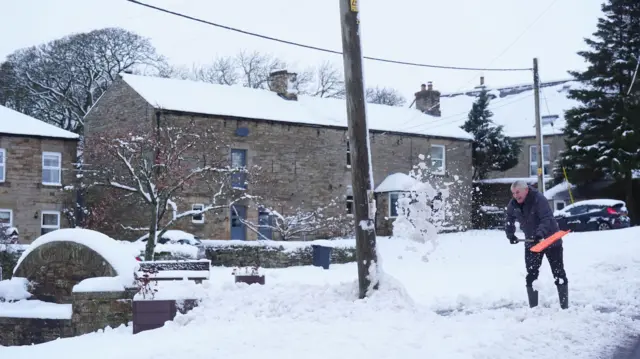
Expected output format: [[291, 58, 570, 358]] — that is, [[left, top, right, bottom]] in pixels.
[[558, 0, 640, 223], [461, 89, 522, 180]]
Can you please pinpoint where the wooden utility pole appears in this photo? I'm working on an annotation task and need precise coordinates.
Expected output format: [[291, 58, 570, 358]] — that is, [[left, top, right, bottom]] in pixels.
[[533, 58, 545, 193], [338, 0, 379, 299]]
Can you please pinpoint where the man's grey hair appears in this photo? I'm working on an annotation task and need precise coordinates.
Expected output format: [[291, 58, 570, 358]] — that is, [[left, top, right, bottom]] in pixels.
[[510, 180, 529, 190]]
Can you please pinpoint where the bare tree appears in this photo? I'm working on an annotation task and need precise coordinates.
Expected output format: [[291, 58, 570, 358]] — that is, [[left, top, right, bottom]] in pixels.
[[192, 57, 240, 85], [84, 116, 262, 260], [0, 27, 167, 134], [307, 61, 346, 98], [238, 198, 353, 241], [366, 86, 407, 106]]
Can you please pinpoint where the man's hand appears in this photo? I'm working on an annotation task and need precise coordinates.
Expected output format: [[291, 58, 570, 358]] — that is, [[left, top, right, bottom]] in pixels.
[[529, 234, 544, 243], [507, 234, 519, 245]]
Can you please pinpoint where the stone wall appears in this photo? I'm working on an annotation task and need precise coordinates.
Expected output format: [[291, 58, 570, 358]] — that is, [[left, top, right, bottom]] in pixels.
[[0, 136, 77, 243], [83, 77, 473, 242], [0, 317, 73, 346], [204, 242, 357, 268], [71, 290, 135, 336]]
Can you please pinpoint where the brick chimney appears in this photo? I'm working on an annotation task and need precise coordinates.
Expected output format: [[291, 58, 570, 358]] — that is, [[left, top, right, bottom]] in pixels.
[[268, 70, 298, 101], [414, 81, 441, 116]]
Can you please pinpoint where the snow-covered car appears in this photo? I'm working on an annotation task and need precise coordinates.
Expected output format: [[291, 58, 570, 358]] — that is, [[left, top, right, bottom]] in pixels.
[[136, 230, 205, 258], [553, 199, 630, 232]]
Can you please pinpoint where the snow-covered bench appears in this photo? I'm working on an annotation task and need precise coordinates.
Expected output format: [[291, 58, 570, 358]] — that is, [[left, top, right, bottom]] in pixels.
[[136, 259, 211, 284]]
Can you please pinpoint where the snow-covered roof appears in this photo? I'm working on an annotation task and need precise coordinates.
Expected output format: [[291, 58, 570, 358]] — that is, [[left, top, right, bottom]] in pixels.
[[0, 105, 79, 139], [544, 180, 576, 200], [120, 74, 473, 141], [439, 80, 582, 138], [374, 173, 422, 192]]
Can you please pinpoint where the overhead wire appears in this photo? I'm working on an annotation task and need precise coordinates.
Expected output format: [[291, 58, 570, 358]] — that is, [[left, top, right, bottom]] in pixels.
[[126, 0, 532, 72], [399, 0, 563, 134]]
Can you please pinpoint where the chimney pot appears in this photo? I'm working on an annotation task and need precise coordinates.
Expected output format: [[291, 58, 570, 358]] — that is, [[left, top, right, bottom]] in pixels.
[[480, 76, 485, 86], [268, 70, 298, 101], [427, 81, 433, 90]]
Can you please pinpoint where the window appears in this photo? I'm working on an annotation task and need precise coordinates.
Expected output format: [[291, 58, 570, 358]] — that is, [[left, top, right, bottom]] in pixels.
[[388, 192, 400, 217], [346, 195, 353, 215], [192, 203, 204, 224], [42, 152, 62, 186], [0, 148, 5, 182], [41, 211, 60, 235], [346, 141, 351, 167], [230, 149, 247, 189], [430, 145, 446, 174], [554, 200, 566, 211], [529, 145, 550, 177], [0, 209, 12, 227]]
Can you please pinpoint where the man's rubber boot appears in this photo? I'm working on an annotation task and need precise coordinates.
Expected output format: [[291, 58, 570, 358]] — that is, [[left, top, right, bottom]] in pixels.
[[526, 286, 538, 308], [557, 284, 569, 309]]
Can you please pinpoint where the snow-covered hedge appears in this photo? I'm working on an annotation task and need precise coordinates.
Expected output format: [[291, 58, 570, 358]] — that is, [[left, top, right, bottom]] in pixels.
[[202, 239, 357, 268]]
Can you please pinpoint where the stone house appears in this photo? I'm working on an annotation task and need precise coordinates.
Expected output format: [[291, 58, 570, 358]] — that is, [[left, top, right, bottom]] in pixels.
[[83, 72, 474, 241], [0, 105, 79, 243], [438, 78, 581, 216]]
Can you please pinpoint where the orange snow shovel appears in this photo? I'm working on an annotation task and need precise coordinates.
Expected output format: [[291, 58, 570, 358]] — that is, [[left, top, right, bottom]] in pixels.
[[529, 230, 571, 253]]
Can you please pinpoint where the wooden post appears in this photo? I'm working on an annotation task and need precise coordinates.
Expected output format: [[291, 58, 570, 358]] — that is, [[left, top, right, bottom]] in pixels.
[[533, 58, 544, 193], [338, 0, 379, 299]]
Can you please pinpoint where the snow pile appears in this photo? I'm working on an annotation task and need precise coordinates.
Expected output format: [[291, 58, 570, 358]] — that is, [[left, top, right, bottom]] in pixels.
[[134, 280, 211, 301], [3, 229, 640, 358], [0, 300, 72, 319], [14, 228, 140, 287], [119, 240, 199, 259], [72, 277, 126, 293], [0, 277, 31, 302]]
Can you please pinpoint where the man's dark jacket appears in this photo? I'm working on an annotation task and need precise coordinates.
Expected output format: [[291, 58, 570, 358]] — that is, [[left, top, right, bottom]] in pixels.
[[505, 186, 561, 248]]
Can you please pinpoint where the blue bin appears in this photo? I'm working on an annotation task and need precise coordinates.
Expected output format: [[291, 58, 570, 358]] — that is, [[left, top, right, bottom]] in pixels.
[[311, 245, 332, 270]]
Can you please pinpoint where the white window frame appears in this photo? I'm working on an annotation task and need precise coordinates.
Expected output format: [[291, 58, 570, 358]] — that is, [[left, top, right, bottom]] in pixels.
[[0, 209, 13, 227], [430, 144, 446, 175], [388, 192, 400, 218], [346, 140, 351, 168], [346, 195, 354, 215], [191, 203, 205, 224], [0, 148, 5, 183], [42, 151, 62, 186], [41, 210, 60, 235], [529, 145, 551, 177]]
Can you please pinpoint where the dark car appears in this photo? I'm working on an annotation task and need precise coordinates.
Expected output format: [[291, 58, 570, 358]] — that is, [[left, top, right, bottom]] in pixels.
[[553, 199, 631, 232]]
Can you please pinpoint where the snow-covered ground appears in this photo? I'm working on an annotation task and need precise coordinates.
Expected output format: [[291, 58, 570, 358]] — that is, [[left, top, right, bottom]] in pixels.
[[2, 228, 640, 358]]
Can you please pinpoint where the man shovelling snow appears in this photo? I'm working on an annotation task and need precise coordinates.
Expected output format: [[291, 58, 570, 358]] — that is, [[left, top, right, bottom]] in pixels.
[[505, 180, 569, 309]]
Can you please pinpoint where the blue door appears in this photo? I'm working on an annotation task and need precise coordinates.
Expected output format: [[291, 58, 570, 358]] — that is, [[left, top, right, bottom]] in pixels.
[[231, 149, 247, 189], [258, 209, 273, 240], [230, 205, 247, 240]]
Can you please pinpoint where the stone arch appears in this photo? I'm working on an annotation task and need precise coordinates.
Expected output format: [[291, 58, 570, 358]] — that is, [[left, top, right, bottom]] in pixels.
[[13, 241, 118, 304]]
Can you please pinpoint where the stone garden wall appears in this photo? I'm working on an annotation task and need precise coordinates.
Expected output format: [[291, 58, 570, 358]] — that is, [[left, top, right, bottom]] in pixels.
[[203, 240, 357, 268]]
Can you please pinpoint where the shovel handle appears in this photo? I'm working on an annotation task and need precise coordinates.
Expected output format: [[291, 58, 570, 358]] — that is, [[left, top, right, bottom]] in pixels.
[[517, 239, 535, 243]]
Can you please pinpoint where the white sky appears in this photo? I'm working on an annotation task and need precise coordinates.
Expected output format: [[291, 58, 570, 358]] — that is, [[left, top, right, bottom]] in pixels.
[[1, 0, 602, 100]]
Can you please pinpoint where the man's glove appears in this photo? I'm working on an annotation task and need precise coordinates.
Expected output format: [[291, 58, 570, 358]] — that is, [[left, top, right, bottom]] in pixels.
[[507, 234, 519, 245]]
